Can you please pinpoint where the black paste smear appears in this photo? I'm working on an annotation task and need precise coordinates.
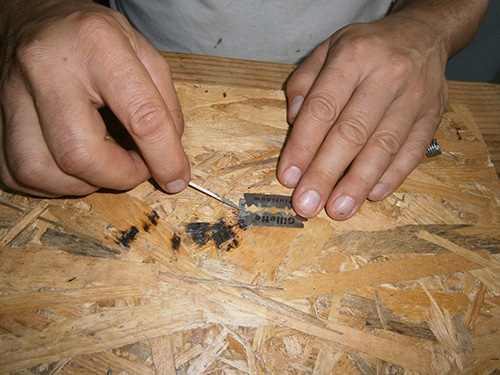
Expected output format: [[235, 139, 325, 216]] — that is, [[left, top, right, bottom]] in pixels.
[[211, 221, 234, 248], [117, 226, 139, 247], [148, 210, 160, 226], [171, 233, 181, 251], [186, 222, 211, 246], [186, 220, 241, 249], [143, 210, 160, 233]]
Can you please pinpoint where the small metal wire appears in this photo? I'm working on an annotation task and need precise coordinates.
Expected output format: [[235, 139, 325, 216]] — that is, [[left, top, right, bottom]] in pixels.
[[425, 138, 442, 158], [188, 181, 240, 210]]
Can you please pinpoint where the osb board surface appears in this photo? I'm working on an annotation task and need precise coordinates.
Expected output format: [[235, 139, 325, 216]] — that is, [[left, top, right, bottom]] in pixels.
[[164, 52, 500, 177], [1, 78, 500, 374]]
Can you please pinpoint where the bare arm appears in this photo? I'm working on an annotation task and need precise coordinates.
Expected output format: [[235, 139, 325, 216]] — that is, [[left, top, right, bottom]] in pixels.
[[392, 0, 489, 55]]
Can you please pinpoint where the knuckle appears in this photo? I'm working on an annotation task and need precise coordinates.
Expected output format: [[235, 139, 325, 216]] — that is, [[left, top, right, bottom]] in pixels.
[[339, 34, 380, 59], [344, 35, 369, 54], [308, 167, 338, 186], [15, 42, 46, 68], [336, 116, 370, 146], [74, 11, 119, 49], [388, 54, 414, 79], [75, 11, 114, 33], [128, 99, 166, 140], [370, 131, 401, 156], [57, 143, 95, 175], [307, 93, 338, 124]]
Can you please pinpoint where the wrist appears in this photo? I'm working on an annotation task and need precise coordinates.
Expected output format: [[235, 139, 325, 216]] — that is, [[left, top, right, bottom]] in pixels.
[[385, 12, 450, 61], [390, 0, 489, 57]]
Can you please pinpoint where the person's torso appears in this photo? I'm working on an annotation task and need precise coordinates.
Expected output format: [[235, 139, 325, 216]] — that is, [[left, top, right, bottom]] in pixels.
[[111, 0, 393, 63]]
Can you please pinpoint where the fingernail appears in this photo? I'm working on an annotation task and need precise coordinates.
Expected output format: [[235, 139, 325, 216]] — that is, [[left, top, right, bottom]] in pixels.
[[282, 166, 302, 187], [289, 96, 304, 120], [165, 179, 186, 193], [369, 183, 391, 201], [332, 195, 356, 218], [297, 190, 321, 216]]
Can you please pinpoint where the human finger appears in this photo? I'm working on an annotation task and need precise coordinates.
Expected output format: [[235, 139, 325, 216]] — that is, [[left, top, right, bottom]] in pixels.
[[1, 70, 97, 196], [134, 32, 184, 135], [367, 114, 441, 201], [284, 41, 329, 124], [291, 77, 398, 218], [86, 28, 190, 193], [277, 49, 362, 189], [325, 96, 419, 219]]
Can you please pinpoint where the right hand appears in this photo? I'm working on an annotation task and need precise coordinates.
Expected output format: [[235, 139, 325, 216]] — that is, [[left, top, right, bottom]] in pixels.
[[0, 1, 190, 197]]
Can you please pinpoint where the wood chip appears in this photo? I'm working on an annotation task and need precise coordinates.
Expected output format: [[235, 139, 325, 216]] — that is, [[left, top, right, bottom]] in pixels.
[[150, 336, 176, 375], [420, 282, 472, 371], [464, 283, 487, 331], [417, 230, 500, 270], [187, 328, 229, 375], [0, 200, 48, 247], [175, 344, 205, 369]]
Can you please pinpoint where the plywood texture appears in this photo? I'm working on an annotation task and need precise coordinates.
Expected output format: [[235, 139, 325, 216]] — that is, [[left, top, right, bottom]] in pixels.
[[164, 52, 500, 177], [1, 53, 500, 374]]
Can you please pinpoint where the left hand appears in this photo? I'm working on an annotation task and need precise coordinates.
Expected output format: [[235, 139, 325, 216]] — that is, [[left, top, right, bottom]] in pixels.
[[278, 15, 448, 220]]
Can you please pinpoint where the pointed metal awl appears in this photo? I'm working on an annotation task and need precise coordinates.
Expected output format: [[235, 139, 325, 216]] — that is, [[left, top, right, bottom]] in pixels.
[[188, 181, 240, 210]]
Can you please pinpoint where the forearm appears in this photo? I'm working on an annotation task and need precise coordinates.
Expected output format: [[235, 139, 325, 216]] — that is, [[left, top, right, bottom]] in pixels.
[[390, 0, 489, 56]]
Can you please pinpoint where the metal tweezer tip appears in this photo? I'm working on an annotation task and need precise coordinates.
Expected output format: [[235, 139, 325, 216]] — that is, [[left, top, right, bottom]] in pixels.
[[188, 181, 240, 210]]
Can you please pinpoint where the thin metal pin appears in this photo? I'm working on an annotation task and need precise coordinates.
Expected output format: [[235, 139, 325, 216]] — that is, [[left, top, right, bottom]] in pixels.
[[188, 181, 240, 210]]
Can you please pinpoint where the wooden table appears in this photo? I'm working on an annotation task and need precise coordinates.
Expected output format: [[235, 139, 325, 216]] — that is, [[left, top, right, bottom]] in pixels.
[[164, 52, 500, 177], [0, 53, 499, 375]]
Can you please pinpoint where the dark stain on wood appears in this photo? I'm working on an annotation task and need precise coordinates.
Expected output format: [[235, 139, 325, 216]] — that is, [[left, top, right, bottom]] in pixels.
[[67, 277, 77, 283], [341, 294, 436, 342], [10, 226, 37, 248], [330, 224, 500, 257], [186, 222, 211, 245], [211, 221, 235, 248], [142, 210, 160, 233], [171, 233, 181, 251], [148, 210, 160, 226], [117, 226, 139, 248], [41, 228, 121, 258], [186, 220, 240, 250]]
